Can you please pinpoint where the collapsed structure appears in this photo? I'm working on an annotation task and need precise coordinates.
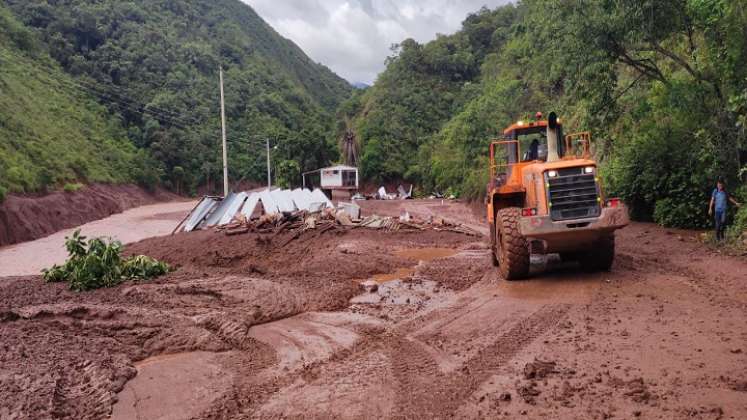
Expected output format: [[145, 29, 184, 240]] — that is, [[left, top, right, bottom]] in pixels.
[[177, 188, 335, 233], [174, 187, 481, 238]]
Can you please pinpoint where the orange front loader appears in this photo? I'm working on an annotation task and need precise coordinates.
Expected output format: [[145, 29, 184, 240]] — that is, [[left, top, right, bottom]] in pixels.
[[487, 112, 629, 280]]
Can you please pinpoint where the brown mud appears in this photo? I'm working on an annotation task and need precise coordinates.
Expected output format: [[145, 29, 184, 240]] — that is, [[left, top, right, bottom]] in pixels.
[[1, 200, 746, 419], [0, 183, 178, 247], [0, 200, 197, 277]]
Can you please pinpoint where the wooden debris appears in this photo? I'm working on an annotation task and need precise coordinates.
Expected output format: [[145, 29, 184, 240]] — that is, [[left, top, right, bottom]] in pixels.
[[225, 226, 250, 236], [218, 206, 482, 239]]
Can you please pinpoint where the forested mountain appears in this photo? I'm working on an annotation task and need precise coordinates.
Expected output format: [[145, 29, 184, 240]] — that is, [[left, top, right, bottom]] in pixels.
[[0, 6, 139, 199], [1, 0, 351, 195], [345, 0, 747, 229]]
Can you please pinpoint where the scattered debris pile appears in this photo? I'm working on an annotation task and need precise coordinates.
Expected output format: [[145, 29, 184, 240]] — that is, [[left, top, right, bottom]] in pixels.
[[212, 207, 481, 240], [175, 188, 334, 233], [175, 186, 481, 238], [372, 184, 412, 200]]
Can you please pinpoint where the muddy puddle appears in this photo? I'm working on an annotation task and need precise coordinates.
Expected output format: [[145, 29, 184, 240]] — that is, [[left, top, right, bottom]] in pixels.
[[371, 247, 457, 284], [111, 351, 232, 420]]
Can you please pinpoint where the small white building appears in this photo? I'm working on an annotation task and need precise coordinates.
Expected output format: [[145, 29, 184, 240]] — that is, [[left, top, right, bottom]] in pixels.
[[304, 165, 359, 191]]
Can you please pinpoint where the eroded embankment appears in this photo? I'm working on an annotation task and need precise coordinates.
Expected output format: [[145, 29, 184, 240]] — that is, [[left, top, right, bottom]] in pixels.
[[0, 184, 177, 246], [0, 226, 475, 419]]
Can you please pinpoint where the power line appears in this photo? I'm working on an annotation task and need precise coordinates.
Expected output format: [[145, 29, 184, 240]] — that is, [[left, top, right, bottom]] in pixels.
[[0, 49, 203, 127], [0, 48, 201, 125]]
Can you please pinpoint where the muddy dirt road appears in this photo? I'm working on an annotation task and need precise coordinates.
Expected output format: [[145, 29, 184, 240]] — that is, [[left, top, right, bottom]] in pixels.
[[1, 200, 745, 419], [0, 200, 197, 277]]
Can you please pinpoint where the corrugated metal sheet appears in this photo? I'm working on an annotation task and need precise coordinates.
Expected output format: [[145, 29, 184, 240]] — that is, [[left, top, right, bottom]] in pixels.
[[311, 188, 334, 209], [290, 188, 311, 210], [181, 187, 338, 232], [271, 189, 296, 213], [258, 189, 279, 214], [240, 192, 261, 219], [183, 197, 218, 232], [217, 192, 248, 225], [204, 192, 238, 227], [301, 188, 315, 205]]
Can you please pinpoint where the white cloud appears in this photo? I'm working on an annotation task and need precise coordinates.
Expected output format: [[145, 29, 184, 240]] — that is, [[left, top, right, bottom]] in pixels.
[[242, 0, 512, 84]]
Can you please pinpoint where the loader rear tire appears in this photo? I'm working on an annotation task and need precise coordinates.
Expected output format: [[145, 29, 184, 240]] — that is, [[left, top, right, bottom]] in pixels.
[[579, 234, 615, 272], [494, 207, 529, 280]]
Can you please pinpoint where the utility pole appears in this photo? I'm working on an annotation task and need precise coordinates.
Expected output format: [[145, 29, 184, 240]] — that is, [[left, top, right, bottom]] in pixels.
[[219, 66, 229, 197], [266, 138, 271, 188]]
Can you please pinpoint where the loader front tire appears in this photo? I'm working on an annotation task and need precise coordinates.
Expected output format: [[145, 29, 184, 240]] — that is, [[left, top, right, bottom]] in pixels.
[[494, 207, 530, 280]]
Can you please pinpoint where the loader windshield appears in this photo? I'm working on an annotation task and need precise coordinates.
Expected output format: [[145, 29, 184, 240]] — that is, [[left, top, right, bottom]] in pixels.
[[505, 124, 564, 162], [518, 130, 548, 162]]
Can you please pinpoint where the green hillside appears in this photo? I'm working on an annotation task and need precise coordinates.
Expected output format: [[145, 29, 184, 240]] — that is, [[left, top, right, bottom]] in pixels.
[[2, 0, 352, 195], [0, 6, 139, 198], [346, 1, 747, 229]]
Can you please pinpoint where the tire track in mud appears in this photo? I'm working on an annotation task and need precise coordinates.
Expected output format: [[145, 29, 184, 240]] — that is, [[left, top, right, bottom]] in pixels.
[[617, 250, 747, 312], [388, 304, 570, 418]]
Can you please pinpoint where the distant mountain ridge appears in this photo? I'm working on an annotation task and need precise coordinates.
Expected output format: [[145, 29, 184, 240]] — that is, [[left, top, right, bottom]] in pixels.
[[1, 0, 352, 195]]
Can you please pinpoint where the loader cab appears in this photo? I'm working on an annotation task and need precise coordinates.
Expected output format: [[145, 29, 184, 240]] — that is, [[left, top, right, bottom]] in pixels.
[[503, 121, 565, 164]]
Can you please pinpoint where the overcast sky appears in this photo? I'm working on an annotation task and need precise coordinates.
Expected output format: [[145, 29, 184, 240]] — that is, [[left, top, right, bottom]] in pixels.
[[242, 0, 512, 84]]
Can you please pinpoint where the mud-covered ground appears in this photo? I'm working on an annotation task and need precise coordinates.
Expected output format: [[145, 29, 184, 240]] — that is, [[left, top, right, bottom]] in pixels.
[[1, 200, 746, 419], [0, 200, 197, 277], [0, 183, 179, 247]]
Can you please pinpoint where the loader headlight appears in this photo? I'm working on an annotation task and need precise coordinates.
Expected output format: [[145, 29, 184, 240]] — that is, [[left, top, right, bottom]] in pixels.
[[547, 170, 558, 178], [584, 166, 595, 174]]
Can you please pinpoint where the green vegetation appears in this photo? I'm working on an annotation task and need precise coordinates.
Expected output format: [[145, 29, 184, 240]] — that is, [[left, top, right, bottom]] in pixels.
[[0, 5, 137, 196], [43, 230, 170, 291], [62, 183, 83, 193], [1, 0, 351, 197], [348, 1, 747, 229]]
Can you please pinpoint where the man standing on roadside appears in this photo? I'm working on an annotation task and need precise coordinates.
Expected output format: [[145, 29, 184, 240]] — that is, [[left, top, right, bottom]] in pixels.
[[708, 178, 742, 241]]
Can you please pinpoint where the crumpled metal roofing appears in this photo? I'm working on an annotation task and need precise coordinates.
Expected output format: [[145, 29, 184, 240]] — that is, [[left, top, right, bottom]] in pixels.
[[290, 188, 311, 211], [217, 192, 247, 225], [311, 188, 334, 209], [240, 192, 261, 219], [180, 188, 335, 232], [183, 197, 218, 232], [204, 192, 238, 227], [271, 189, 296, 213], [258, 189, 279, 214]]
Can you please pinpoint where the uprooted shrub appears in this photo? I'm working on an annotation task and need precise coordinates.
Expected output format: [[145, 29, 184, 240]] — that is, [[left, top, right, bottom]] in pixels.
[[43, 230, 170, 291]]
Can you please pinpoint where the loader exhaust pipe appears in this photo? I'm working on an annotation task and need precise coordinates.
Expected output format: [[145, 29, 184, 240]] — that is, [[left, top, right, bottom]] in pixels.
[[546, 112, 560, 162]]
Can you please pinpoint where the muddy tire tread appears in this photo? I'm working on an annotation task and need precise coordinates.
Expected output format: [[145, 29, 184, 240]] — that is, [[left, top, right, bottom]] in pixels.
[[495, 207, 530, 280]]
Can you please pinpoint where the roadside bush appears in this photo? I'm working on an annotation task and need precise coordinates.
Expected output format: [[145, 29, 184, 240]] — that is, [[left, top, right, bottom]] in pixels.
[[726, 185, 747, 244], [43, 230, 170, 291], [0, 186, 6, 203], [63, 182, 83, 192], [652, 197, 707, 229]]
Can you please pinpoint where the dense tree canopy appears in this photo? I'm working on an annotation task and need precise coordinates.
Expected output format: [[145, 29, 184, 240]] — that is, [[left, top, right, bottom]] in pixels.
[[0, 6, 138, 197], [1, 0, 351, 195], [347, 0, 747, 229]]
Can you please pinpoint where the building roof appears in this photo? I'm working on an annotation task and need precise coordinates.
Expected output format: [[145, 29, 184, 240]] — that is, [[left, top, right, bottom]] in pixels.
[[322, 165, 357, 171]]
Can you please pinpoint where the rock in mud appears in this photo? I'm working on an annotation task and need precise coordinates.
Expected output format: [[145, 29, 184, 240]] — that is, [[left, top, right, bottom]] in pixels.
[[517, 382, 541, 404], [523, 359, 557, 379], [360, 280, 379, 293]]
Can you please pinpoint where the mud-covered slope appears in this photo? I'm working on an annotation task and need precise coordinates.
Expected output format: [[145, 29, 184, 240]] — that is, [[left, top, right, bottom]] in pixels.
[[0, 184, 175, 247]]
